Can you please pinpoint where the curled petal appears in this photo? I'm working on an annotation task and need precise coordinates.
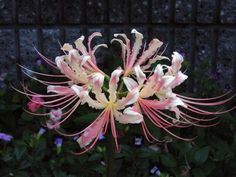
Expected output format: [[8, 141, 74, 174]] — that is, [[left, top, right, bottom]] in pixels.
[[170, 71, 188, 88], [92, 44, 108, 56], [136, 38, 163, 66], [126, 29, 144, 68], [165, 96, 187, 109], [108, 68, 123, 102], [71, 85, 86, 97], [71, 85, 105, 109], [168, 51, 184, 75], [61, 43, 73, 52], [89, 72, 104, 90], [89, 73, 108, 104], [134, 65, 146, 85], [115, 107, 143, 124], [123, 77, 138, 92], [141, 55, 169, 71], [77, 110, 107, 148], [68, 49, 80, 63], [47, 85, 74, 95], [88, 32, 102, 53], [81, 55, 91, 66], [111, 39, 127, 67], [55, 56, 78, 82], [140, 65, 164, 98], [116, 88, 139, 109], [154, 64, 164, 76], [74, 36, 88, 55]]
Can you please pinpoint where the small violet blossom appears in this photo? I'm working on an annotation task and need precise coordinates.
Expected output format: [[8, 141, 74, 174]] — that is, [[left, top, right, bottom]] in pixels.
[[17, 29, 236, 155], [36, 127, 46, 139], [54, 137, 63, 147], [54, 137, 63, 154], [0, 132, 13, 142], [134, 135, 144, 147], [150, 166, 161, 176], [27, 95, 44, 112]]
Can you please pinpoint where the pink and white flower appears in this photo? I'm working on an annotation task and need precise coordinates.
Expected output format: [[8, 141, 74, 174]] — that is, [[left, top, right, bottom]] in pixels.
[[14, 29, 235, 154]]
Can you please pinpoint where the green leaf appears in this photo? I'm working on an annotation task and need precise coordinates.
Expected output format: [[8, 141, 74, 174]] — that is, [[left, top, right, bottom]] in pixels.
[[160, 154, 177, 167], [20, 112, 34, 121], [193, 146, 210, 164], [192, 168, 207, 177], [14, 146, 26, 161], [19, 160, 31, 170], [74, 113, 99, 124], [88, 153, 103, 161]]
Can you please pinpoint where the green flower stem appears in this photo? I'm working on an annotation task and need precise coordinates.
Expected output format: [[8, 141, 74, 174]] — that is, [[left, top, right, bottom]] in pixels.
[[106, 128, 114, 177]]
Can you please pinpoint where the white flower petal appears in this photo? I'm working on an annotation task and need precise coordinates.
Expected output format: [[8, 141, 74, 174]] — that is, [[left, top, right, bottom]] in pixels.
[[61, 43, 73, 52], [127, 29, 143, 68], [74, 35, 88, 55], [114, 107, 143, 124], [134, 65, 146, 85], [136, 38, 163, 66], [108, 68, 123, 102], [116, 88, 139, 109], [123, 77, 138, 92]]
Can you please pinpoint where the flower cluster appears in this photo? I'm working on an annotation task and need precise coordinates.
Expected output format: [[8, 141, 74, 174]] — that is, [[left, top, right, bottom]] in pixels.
[[16, 29, 235, 154]]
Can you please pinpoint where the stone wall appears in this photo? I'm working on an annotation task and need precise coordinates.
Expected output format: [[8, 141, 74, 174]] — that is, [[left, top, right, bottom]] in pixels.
[[0, 0, 235, 90]]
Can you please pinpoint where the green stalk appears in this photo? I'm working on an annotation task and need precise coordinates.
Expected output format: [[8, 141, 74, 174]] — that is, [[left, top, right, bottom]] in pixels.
[[106, 128, 115, 177]]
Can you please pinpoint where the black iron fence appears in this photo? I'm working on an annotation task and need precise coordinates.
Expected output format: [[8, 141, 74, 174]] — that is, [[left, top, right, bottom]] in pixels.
[[0, 0, 235, 91]]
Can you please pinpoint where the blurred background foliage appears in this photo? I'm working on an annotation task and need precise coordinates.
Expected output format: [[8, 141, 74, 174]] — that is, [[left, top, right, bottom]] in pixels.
[[0, 48, 236, 177]]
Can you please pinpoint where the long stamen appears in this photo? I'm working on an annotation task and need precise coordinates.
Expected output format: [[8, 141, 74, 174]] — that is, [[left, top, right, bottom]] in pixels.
[[19, 64, 66, 78], [34, 47, 58, 69], [180, 94, 235, 106], [22, 70, 69, 86], [176, 90, 232, 101], [143, 104, 195, 141]]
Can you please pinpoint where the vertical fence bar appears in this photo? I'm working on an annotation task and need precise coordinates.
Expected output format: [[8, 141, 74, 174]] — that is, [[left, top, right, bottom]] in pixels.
[[233, 31, 236, 90], [147, 0, 153, 41], [211, 0, 221, 72], [13, 0, 21, 81], [167, 0, 175, 57], [187, 0, 197, 92], [59, 0, 65, 45], [37, 0, 43, 53], [106, 0, 110, 43]]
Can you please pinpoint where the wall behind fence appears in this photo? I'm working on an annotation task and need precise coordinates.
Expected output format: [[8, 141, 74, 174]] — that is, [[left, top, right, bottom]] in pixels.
[[0, 0, 236, 91]]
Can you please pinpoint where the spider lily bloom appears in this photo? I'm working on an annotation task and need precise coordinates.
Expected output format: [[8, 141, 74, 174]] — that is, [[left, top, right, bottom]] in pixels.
[[57, 68, 142, 154], [111, 29, 168, 76], [55, 33, 108, 85], [15, 33, 108, 123], [123, 52, 235, 142], [19, 32, 107, 86], [36, 127, 46, 139]]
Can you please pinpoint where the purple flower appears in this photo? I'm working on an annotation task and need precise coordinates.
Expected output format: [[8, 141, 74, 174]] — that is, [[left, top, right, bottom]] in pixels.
[[98, 133, 105, 140], [0, 132, 13, 142], [38, 127, 46, 135], [150, 166, 161, 176], [133, 135, 144, 147], [73, 136, 79, 141], [54, 137, 63, 147], [35, 57, 43, 66]]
